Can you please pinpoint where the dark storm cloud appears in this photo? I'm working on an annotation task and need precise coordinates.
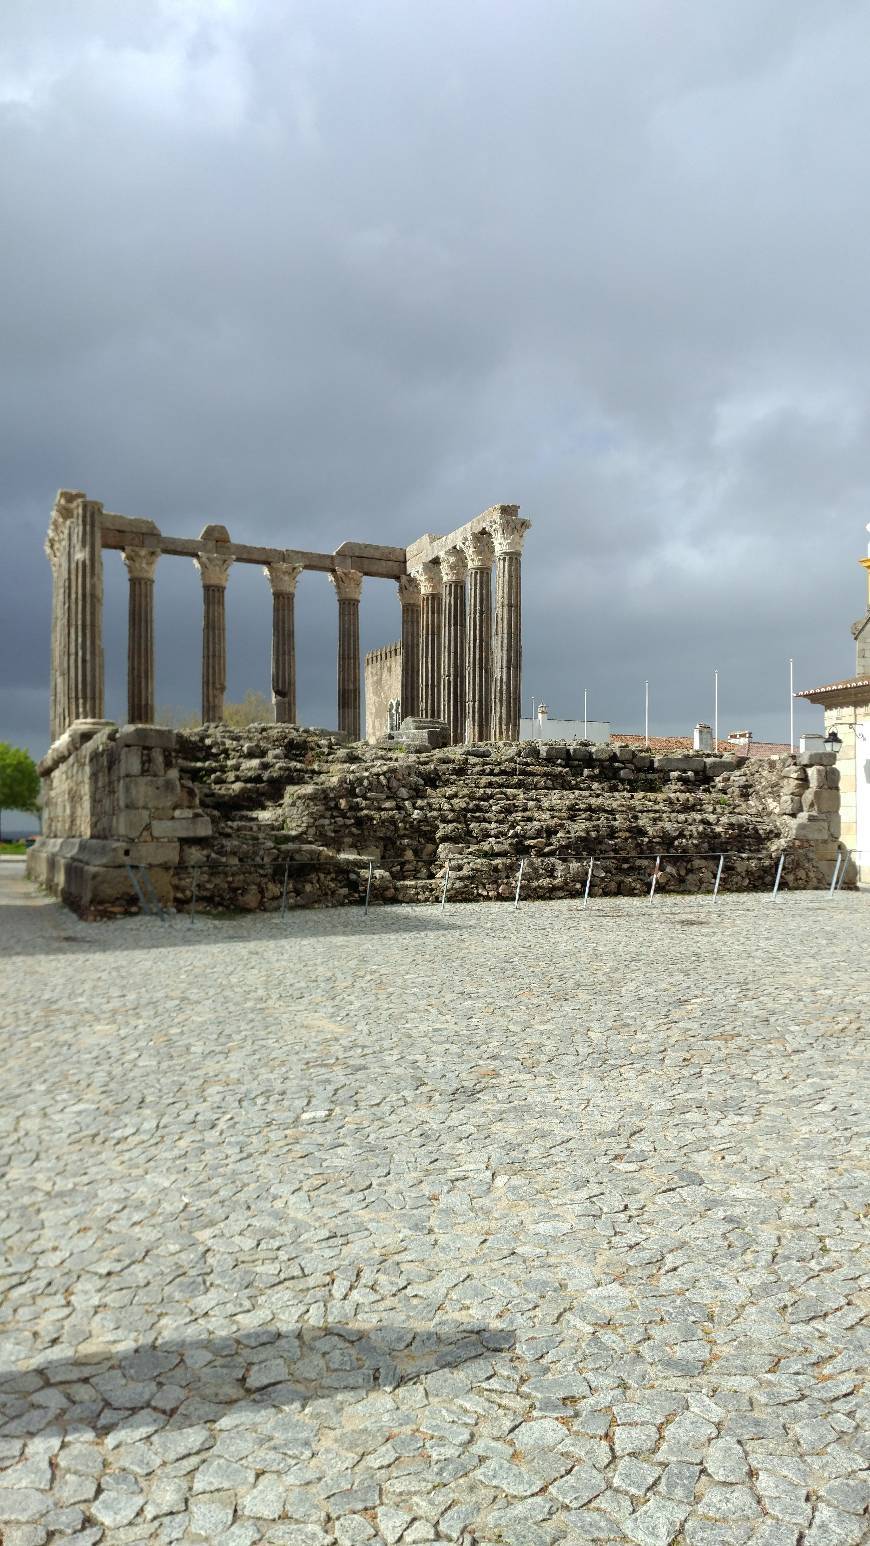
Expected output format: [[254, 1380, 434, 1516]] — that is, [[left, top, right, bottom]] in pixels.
[[2, 0, 869, 775]]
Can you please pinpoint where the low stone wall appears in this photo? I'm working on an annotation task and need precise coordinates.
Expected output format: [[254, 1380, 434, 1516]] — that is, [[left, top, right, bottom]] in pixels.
[[27, 721, 211, 916], [28, 722, 850, 918]]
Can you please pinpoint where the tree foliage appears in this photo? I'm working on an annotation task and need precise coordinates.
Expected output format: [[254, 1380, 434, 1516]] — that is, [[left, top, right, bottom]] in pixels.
[[156, 691, 275, 731], [0, 743, 40, 841]]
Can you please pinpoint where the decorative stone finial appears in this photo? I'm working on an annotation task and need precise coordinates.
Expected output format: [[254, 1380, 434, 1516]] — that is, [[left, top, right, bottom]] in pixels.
[[330, 569, 363, 602], [194, 553, 233, 587], [397, 574, 422, 606], [461, 529, 494, 569], [123, 547, 160, 581], [264, 562, 303, 596], [440, 547, 467, 585]]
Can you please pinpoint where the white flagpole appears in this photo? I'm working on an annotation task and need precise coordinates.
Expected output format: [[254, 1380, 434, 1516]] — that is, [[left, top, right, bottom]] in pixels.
[[789, 658, 794, 751], [644, 680, 649, 746], [714, 669, 719, 752], [584, 688, 587, 739]]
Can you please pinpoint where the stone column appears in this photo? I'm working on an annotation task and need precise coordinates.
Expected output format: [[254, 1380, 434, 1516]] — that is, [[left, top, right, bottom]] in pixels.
[[45, 492, 78, 742], [441, 547, 467, 744], [194, 553, 233, 722], [65, 494, 105, 725], [462, 529, 494, 743], [124, 547, 159, 723], [416, 561, 443, 720], [264, 562, 303, 723], [397, 574, 422, 721], [490, 507, 530, 742], [330, 569, 363, 739]]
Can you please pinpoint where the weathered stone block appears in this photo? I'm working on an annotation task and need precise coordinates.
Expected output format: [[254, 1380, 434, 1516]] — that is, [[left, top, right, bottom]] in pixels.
[[119, 775, 180, 809], [806, 765, 829, 787], [806, 788, 839, 814], [116, 725, 177, 750], [151, 815, 213, 839], [826, 766, 841, 788], [120, 747, 143, 776], [792, 813, 831, 840], [799, 751, 836, 767], [126, 840, 181, 865], [655, 755, 698, 772], [115, 807, 151, 839]]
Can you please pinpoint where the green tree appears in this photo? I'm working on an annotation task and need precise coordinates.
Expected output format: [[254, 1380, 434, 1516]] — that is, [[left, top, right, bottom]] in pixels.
[[0, 743, 40, 843]]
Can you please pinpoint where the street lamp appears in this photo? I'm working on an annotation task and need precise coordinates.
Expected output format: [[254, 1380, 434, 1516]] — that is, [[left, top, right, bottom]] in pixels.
[[824, 728, 842, 756]]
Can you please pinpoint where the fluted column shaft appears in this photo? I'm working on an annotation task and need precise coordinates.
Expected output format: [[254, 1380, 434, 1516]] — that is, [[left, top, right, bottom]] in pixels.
[[490, 508, 530, 742], [195, 553, 233, 723], [417, 562, 443, 719], [331, 570, 363, 740], [441, 548, 467, 744], [397, 575, 421, 720], [264, 563, 302, 723], [64, 496, 105, 725], [124, 548, 159, 723], [462, 531, 494, 743]]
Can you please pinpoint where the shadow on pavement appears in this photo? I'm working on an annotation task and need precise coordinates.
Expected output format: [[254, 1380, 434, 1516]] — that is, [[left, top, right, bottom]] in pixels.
[[0, 1323, 515, 1438]]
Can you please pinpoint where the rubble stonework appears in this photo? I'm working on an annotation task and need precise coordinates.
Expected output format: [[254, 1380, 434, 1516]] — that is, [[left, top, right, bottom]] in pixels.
[[28, 724, 848, 918]]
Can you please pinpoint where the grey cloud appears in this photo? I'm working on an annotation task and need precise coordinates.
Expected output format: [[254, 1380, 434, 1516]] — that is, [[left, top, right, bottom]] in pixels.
[[2, 0, 868, 778]]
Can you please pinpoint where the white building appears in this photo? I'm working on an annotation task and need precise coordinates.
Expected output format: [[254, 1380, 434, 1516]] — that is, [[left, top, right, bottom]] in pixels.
[[519, 704, 610, 745]]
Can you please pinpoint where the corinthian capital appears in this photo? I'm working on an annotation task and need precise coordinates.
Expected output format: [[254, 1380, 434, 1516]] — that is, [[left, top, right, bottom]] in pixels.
[[486, 505, 531, 558], [440, 546, 467, 585], [123, 546, 160, 582], [264, 562, 303, 596], [330, 568, 363, 602], [413, 560, 443, 597], [194, 553, 234, 588], [461, 529, 494, 570], [397, 574, 422, 607]]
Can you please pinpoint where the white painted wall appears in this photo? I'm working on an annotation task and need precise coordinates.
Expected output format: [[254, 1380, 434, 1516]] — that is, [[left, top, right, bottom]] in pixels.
[[857, 719, 870, 885], [519, 717, 610, 744]]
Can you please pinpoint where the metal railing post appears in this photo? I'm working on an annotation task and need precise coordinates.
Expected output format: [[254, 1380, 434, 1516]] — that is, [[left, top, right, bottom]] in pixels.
[[190, 864, 198, 925], [440, 859, 451, 911], [514, 858, 525, 910], [280, 853, 290, 920], [583, 858, 594, 909], [772, 852, 785, 899], [649, 854, 661, 903], [712, 853, 724, 903], [364, 860, 373, 915], [828, 852, 843, 898]]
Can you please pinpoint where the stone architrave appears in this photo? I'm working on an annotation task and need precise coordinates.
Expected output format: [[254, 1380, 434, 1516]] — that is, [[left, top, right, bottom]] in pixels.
[[416, 561, 443, 721], [194, 552, 233, 723], [264, 563, 303, 723], [330, 569, 364, 739], [397, 574, 422, 721], [490, 506, 530, 741], [123, 547, 160, 723], [440, 546, 467, 745], [462, 529, 494, 743]]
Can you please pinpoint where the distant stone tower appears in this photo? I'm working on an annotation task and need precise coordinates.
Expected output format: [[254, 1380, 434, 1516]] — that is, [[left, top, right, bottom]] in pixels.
[[852, 521, 870, 677]]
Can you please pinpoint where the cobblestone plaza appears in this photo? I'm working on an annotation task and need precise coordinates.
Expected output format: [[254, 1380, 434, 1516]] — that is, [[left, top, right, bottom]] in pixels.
[[1, 865, 868, 1545]]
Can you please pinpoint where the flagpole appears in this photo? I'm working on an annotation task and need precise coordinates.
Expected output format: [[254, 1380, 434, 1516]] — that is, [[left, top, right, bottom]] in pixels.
[[789, 658, 794, 751], [584, 688, 587, 739], [644, 680, 649, 746], [714, 669, 719, 752]]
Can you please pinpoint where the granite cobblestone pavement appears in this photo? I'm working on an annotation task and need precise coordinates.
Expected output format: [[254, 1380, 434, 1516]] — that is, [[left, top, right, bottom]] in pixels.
[[1, 861, 868, 1546]]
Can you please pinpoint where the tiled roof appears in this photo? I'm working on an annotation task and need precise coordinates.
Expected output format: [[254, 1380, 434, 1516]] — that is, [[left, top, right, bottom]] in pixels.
[[611, 733, 792, 759], [795, 677, 870, 698]]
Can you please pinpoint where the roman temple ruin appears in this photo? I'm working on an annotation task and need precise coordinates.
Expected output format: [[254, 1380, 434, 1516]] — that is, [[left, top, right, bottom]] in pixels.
[[43, 489, 531, 747]]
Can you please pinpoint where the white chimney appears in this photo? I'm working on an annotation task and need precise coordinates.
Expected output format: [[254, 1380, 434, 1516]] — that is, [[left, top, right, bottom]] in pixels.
[[693, 723, 713, 753], [537, 702, 549, 722]]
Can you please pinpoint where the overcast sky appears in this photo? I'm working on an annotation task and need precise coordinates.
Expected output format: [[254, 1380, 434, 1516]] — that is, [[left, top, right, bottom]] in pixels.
[[2, 0, 869, 806]]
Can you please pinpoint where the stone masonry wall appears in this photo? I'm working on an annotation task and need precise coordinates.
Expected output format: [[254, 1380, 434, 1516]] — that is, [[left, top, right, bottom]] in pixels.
[[29, 723, 848, 918], [27, 721, 211, 916]]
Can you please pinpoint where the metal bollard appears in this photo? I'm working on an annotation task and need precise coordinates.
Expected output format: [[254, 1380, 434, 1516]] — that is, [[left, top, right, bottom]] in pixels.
[[828, 853, 843, 897], [772, 852, 785, 899], [514, 858, 525, 910], [364, 860, 373, 915], [712, 853, 725, 903], [440, 859, 451, 911], [649, 855, 661, 903], [582, 858, 594, 910], [280, 853, 291, 920], [836, 851, 850, 891]]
